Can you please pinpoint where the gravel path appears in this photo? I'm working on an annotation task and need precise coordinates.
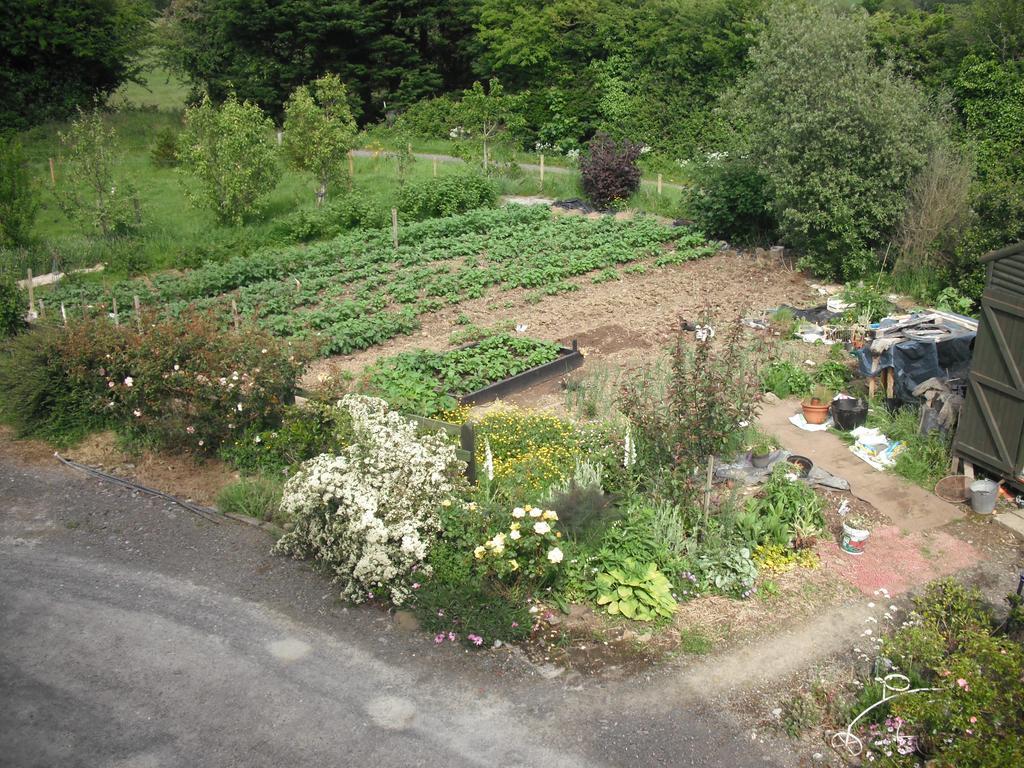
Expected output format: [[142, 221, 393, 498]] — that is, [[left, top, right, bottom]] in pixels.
[[1, 456, 783, 767]]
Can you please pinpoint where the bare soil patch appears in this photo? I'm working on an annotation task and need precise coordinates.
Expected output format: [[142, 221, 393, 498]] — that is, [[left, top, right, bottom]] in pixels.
[[304, 249, 816, 392]]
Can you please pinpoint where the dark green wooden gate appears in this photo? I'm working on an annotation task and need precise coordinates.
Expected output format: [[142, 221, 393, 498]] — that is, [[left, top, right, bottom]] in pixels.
[[953, 243, 1024, 486]]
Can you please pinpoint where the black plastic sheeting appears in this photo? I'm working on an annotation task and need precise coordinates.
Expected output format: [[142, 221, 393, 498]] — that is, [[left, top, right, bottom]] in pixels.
[[856, 329, 975, 404]]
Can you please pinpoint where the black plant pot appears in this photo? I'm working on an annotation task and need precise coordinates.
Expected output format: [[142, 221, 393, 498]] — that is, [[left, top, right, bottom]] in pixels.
[[831, 398, 868, 431]]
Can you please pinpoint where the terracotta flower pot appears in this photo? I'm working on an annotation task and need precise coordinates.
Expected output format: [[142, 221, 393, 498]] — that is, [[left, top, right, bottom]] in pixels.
[[801, 398, 831, 425]]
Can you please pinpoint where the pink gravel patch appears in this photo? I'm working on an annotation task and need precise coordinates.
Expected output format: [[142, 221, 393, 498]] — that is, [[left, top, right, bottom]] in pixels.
[[817, 525, 981, 596]]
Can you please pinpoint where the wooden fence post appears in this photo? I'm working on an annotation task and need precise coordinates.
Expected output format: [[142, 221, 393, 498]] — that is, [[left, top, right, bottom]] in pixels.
[[37, 299, 44, 319], [348, 151, 354, 179], [657, 174, 663, 196], [432, 157, 437, 177], [391, 208, 399, 249], [60, 303, 67, 327], [231, 299, 240, 332], [26, 269, 34, 317], [48, 158, 56, 186], [111, 297, 119, 326], [460, 421, 477, 485], [276, 130, 283, 146], [539, 154, 545, 189], [133, 295, 142, 331]]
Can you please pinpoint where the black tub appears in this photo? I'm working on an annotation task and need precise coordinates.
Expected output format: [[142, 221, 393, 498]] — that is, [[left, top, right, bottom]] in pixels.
[[831, 398, 868, 431]]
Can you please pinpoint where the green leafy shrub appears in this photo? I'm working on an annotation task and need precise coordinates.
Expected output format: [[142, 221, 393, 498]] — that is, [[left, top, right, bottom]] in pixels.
[[177, 94, 280, 225], [813, 360, 850, 392], [0, 134, 38, 248], [760, 360, 813, 399], [396, 95, 459, 139], [684, 154, 775, 244], [275, 192, 386, 243], [220, 401, 354, 475], [842, 280, 895, 323], [580, 131, 642, 208], [0, 313, 304, 452], [397, 170, 497, 221], [872, 579, 1024, 767], [150, 127, 180, 168], [735, 465, 825, 550], [274, 395, 465, 605], [0, 325, 111, 445], [283, 74, 357, 206], [216, 477, 284, 523], [0, 276, 27, 338], [474, 504, 564, 589], [591, 559, 676, 622]]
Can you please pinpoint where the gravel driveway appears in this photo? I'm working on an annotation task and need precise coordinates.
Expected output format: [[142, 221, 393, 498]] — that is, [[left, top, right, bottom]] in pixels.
[[1, 456, 783, 767]]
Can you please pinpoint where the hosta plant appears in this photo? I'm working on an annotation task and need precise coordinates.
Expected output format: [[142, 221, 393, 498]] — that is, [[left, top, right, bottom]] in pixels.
[[274, 394, 465, 605], [592, 559, 677, 622]]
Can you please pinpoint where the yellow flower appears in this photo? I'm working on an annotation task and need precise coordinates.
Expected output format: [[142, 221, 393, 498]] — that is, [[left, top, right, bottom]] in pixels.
[[542, 510, 558, 521], [509, 559, 519, 571], [474, 546, 486, 559], [510, 522, 520, 531]]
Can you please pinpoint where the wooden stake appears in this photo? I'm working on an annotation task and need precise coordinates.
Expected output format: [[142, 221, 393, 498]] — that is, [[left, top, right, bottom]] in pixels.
[[60, 303, 67, 326], [391, 208, 399, 249], [133, 295, 142, 331], [26, 269, 34, 314], [231, 299, 240, 331], [539, 154, 545, 189], [657, 174, 663, 196], [48, 157, 56, 185], [276, 130, 283, 146], [112, 296, 119, 326], [432, 158, 437, 177], [38, 299, 44, 319], [702, 454, 715, 532], [348, 151, 354, 178], [133, 196, 142, 225]]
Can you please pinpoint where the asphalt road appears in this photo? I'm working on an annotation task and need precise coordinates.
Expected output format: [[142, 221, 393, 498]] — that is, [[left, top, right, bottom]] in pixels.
[[1, 456, 782, 768]]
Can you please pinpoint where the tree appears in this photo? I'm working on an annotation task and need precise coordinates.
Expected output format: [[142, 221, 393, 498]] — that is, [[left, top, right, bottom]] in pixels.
[[56, 108, 137, 237], [177, 95, 279, 226], [0, 135, 38, 248], [728, 0, 947, 280], [283, 74, 357, 207], [161, 0, 477, 122], [453, 80, 524, 170], [1, 0, 151, 128]]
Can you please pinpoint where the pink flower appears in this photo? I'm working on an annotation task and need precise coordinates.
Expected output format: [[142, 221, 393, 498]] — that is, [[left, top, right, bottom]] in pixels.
[[434, 633, 444, 645], [412, 582, 420, 589], [957, 678, 970, 691], [468, 634, 483, 646], [511, 622, 518, 628], [447, 632, 456, 641], [969, 717, 977, 724]]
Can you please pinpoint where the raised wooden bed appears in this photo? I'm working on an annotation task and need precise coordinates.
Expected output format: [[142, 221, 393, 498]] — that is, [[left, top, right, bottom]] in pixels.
[[456, 339, 584, 405]]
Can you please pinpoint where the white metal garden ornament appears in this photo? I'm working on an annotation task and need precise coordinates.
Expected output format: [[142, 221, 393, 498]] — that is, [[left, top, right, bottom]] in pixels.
[[830, 673, 939, 757], [694, 324, 715, 342]]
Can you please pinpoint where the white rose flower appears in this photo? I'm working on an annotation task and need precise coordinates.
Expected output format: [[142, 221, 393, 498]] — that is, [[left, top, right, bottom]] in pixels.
[[512, 507, 526, 518], [533, 521, 550, 534], [547, 547, 563, 564], [509, 530, 521, 540]]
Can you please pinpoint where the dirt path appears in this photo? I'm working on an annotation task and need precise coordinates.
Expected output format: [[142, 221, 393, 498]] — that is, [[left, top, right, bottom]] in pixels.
[[350, 148, 686, 191]]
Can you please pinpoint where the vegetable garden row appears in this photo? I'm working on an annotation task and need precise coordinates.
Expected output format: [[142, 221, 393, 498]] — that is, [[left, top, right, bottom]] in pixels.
[[49, 206, 717, 354]]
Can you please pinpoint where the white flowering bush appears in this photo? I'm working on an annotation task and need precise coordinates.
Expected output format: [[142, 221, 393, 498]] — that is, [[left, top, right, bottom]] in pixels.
[[274, 394, 464, 605]]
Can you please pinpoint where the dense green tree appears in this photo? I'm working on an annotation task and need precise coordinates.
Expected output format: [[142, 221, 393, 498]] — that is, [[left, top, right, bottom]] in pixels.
[[56, 108, 138, 237], [177, 95, 279, 225], [283, 74, 358, 206], [1, 0, 151, 128], [729, 1, 948, 280], [161, 0, 478, 122], [453, 80, 525, 169]]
